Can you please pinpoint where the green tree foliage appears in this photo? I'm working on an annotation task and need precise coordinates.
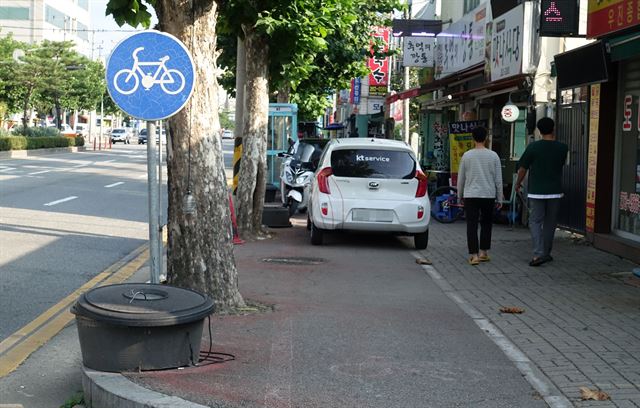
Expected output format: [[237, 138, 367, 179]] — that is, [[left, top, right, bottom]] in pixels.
[[217, 0, 401, 119], [0, 36, 105, 129]]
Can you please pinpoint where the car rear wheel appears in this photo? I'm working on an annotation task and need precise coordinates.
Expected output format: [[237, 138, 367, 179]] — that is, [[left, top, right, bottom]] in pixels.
[[310, 222, 324, 245], [414, 229, 429, 250]]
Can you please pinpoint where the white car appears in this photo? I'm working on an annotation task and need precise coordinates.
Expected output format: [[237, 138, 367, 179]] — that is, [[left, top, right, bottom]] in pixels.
[[110, 128, 131, 144], [307, 138, 430, 249]]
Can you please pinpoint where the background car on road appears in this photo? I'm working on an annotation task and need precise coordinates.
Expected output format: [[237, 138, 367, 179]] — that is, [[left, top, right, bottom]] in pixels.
[[138, 128, 167, 145], [307, 138, 430, 249], [110, 128, 131, 144], [221, 129, 234, 139]]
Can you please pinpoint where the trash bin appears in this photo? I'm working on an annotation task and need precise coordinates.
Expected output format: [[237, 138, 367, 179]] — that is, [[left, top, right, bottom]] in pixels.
[[72, 283, 214, 372]]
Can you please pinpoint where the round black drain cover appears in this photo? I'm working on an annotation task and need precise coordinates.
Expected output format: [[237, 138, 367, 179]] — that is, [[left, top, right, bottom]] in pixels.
[[262, 257, 327, 265]]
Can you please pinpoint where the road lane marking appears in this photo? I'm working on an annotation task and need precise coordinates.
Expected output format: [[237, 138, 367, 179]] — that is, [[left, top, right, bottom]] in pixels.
[[102, 159, 116, 163], [43, 196, 78, 206], [138, 174, 148, 179], [73, 163, 90, 168], [104, 181, 125, 188], [28, 170, 51, 175], [0, 244, 150, 378], [0, 168, 17, 173]]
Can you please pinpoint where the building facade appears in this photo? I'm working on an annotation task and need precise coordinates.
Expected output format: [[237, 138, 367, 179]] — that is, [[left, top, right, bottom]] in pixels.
[[1, 0, 92, 57]]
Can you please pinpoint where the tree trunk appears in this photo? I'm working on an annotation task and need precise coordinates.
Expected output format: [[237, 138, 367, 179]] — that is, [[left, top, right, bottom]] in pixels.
[[235, 24, 269, 239], [276, 84, 290, 103], [156, 0, 244, 311]]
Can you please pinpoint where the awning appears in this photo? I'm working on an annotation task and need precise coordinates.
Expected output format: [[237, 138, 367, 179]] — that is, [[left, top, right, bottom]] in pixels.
[[386, 64, 485, 104], [608, 33, 640, 61]]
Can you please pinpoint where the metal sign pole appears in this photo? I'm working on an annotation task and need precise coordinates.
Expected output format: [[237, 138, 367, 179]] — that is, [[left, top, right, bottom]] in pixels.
[[147, 120, 161, 283], [157, 120, 164, 281]]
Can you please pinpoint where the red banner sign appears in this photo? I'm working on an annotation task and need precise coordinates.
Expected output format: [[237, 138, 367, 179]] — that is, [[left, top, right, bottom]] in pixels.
[[587, 0, 640, 38], [368, 27, 391, 95]]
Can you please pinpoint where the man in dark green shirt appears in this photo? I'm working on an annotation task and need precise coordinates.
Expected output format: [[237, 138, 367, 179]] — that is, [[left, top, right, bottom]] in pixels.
[[515, 117, 568, 266]]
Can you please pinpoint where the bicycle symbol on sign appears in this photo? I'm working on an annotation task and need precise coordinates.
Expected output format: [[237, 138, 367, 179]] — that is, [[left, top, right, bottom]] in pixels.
[[113, 47, 186, 95]]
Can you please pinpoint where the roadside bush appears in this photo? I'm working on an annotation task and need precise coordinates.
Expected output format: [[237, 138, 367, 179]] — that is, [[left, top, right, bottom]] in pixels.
[[12, 126, 61, 137], [75, 135, 85, 147], [0, 128, 11, 137], [0, 136, 77, 151], [0, 136, 28, 151]]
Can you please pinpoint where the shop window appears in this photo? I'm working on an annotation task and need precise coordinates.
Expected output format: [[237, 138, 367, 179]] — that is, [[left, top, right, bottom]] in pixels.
[[78, 0, 89, 10], [0, 6, 29, 20], [614, 58, 640, 239]]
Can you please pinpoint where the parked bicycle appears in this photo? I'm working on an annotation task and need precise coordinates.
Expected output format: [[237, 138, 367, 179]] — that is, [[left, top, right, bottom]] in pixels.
[[113, 47, 186, 95]]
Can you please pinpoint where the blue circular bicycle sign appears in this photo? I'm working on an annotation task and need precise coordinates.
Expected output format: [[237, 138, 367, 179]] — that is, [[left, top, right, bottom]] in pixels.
[[106, 30, 195, 121]]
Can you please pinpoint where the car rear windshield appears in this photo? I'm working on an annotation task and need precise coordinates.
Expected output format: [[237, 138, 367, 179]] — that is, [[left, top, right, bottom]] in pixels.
[[330, 149, 416, 179]]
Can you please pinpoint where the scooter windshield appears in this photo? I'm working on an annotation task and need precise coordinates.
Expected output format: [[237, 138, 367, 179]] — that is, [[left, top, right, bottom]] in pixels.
[[296, 143, 316, 163]]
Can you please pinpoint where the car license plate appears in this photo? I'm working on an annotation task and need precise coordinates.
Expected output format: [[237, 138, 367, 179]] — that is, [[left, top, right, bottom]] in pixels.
[[352, 209, 393, 222]]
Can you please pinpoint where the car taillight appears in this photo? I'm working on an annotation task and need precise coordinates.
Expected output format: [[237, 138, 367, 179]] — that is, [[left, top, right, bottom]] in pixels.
[[415, 170, 428, 198], [321, 202, 329, 216], [418, 205, 424, 219], [317, 167, 332, 194]]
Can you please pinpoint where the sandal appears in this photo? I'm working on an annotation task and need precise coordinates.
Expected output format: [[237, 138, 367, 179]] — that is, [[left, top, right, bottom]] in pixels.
[[468, 256, 480, 266], [478, 254, 490, 262]]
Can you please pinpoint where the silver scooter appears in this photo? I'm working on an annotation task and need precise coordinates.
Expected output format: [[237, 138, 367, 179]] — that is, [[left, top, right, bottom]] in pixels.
[[278, 141, 316, 216]]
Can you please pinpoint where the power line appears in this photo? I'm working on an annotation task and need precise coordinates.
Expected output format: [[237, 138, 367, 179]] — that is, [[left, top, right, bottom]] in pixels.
[[0, 24, 142, 33]]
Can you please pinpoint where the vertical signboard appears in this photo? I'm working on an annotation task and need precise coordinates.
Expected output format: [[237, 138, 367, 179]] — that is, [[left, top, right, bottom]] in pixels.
[[368, 27, 391, 97], [435, 3, 489, 79], [403, 37, 436, 67], [490, 4, 524, 81], [448, 120, 487, 182], [586, 84, 600, 233], [587, 0, 640, 38], [350, 78, 361, 105]]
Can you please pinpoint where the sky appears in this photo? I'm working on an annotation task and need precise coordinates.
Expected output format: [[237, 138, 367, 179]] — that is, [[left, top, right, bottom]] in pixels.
[[89, 0, 157, 61]]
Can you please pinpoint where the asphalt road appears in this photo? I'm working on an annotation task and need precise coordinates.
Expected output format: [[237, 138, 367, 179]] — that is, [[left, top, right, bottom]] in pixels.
[[0, 145, 167, 342]]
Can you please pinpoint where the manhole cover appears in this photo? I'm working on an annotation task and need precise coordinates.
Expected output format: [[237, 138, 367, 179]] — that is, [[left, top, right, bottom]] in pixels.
[[262, 257, 327, 265]]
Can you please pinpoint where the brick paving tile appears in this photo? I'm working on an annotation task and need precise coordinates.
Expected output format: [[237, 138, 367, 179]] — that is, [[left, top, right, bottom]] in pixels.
[[422, 221, 640, 407]]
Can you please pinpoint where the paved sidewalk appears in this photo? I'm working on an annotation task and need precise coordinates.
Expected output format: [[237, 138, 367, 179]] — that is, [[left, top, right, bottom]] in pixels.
[[424, 221, 640, 408]]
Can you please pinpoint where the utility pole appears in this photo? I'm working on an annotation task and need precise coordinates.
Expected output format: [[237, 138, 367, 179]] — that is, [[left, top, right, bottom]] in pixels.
[[403, 0, 412, 145]]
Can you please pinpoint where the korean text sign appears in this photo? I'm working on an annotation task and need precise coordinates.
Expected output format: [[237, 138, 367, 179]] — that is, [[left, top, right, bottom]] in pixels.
[[403, 37, 436, 67], [435, 3, 488, 79], [587, 0, 640, 38], [449, 120, 487, 176], [368, 27, 391, 96], [490, 4, 524, 81]]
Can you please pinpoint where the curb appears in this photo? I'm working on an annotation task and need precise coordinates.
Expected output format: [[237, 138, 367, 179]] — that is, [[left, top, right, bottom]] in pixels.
[[82, 367, 208, 408], [0, 146, 87, 159]]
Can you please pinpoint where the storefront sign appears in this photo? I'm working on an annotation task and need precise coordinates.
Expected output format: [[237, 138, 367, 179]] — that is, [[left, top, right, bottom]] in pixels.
[[501, 103, 520, 122], [539, 0, 580, 37], [621, 94, 640, 131], [586, 84, 601, 233], [435, 3, 488, 79], [491, 4, 524, 81], [367, 98, 384, 115], [350, 78, 361, 105], [448, 120, 487, 176], [587, 0, 640, 38], [368, 27, 391, 96], [403, 36, 436, 67]]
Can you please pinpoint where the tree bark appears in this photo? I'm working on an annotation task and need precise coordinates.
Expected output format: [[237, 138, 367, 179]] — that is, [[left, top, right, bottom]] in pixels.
[[235, 24, 269, 239], [276, 84, 290, 103], [156, 0, 244, 311]]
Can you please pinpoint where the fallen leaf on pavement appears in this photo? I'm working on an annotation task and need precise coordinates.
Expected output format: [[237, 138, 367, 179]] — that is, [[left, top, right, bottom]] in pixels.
[[416, 258, 432, 265], [579, 387, 610, 401], [499, 306, 524, 314]]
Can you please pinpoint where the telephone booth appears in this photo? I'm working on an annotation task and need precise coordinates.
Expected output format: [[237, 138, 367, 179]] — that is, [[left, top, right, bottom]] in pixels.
[[268, 103, 298, 186]]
